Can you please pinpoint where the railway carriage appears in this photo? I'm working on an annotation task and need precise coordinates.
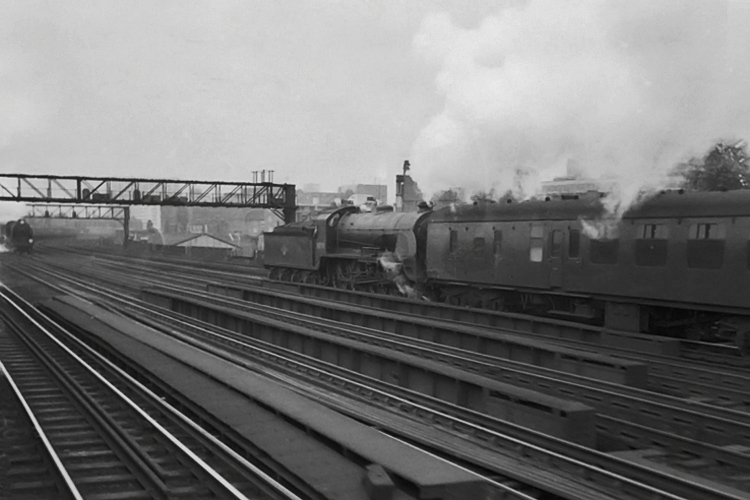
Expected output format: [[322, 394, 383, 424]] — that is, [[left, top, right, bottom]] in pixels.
[[426, 190, 750, 341]]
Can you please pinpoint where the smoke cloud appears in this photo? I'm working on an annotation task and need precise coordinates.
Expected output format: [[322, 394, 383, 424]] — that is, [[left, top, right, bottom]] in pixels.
[[411, 0, 750, 210]]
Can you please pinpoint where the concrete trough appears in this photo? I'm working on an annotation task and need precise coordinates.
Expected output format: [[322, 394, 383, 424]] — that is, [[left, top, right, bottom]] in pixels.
[[143, 287, 597, 446], [207, 283, 649, 388], [46, 295, 487, 500], [264, 280, 682, 357]]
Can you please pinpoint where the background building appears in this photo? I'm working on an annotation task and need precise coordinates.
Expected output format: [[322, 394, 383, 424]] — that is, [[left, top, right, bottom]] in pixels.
[[338, 184, 387, 204], [395, 174, 423, 212]]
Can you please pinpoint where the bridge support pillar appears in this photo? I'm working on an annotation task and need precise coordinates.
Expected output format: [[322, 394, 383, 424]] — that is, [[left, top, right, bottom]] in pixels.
[[122, 207, 130, 248]]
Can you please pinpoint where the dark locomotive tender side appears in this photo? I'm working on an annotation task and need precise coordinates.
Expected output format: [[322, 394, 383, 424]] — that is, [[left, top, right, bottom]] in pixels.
[[265, 189, 750, 345]]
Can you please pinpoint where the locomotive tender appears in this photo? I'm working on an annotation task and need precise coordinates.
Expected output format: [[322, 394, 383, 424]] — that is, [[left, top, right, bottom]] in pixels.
[[264, 190, 750, 343]]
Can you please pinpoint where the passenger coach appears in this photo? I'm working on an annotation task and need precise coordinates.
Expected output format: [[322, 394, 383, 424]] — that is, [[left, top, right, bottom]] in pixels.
[[427, 190, 750, 340]]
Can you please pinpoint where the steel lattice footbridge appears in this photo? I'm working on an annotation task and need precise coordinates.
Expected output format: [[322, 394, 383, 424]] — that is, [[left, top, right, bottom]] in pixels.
[[0, 174, 297, 224]]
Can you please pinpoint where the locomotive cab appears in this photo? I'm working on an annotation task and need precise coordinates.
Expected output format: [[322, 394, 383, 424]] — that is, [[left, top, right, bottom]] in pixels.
[[263, 206, 358, 281]]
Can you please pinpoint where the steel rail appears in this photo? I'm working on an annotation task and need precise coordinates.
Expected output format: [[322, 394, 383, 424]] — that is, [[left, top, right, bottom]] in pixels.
[[0, 284, 253, 500], [0, 307, 170, 498], [1, 266, 375, 500], [10, 256, 741, 498], [11, 260, 536, 500], [152, 284, 750, 432], [7, 261, 606, 500], [38, 247, 750, 382], [108, 294, 699, 500], [41, 249, 750, 402], [148, 285, 750, 470], [34, 245, 750, 365], [17, 256, 750, 435], [16, 294, 307, 500], [0, 360, 83, 500], [20, 267, 727, 500]]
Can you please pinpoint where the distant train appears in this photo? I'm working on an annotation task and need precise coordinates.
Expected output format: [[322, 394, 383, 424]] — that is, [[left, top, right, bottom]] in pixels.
[[264, 190, 750, 347], [3, 219, 34, 254]]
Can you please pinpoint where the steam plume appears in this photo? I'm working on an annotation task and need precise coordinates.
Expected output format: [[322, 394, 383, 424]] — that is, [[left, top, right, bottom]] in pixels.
[[412, 0, 750, 213]]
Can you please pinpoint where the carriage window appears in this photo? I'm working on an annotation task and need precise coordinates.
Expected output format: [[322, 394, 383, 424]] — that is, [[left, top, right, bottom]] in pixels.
[[530, 244, 543, 262], [568, 230, 580, 259], [688, 223, 724, 269], [550, 230, 562, 258], [589, 239, 619, 264], [635, 224, 668, 267], [449, 229, 458, 253], [493, 230, 502, 254], [473, 237, 486, 251], [639, 224, 669, 239], [689, 223, 726, 240], [529, 225, 544, 262]]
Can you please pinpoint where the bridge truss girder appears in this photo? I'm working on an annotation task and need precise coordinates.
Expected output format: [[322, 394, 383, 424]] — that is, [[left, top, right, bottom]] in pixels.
[[0, 174, 297, 223], [27, 204, 128, 222]]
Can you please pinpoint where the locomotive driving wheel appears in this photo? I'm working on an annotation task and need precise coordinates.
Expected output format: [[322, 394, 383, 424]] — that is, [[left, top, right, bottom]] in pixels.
[[334, 260, 373, 290], [293, 270, 318, 283], [304, 272, 321, 285], [335, 261, 356, 290], [269, 267, 281, 280]]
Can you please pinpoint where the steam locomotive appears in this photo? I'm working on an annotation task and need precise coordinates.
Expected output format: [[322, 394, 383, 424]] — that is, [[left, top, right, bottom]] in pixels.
[[264, 190, 750, 343], [3, 219, 35, 254]]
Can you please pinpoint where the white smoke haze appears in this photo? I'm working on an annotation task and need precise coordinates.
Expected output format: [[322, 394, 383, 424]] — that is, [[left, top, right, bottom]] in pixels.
[[411, 0, 750, 213], [378, 251, 419, 298], [0, 201, 27, 253]]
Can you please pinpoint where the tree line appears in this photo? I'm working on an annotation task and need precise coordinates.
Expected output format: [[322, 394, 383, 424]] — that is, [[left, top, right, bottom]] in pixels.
[[429, 141, 750, 207]]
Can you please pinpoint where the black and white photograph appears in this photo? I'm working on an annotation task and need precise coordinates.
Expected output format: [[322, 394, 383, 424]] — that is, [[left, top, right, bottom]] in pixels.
[[1, 1, 749, 499]]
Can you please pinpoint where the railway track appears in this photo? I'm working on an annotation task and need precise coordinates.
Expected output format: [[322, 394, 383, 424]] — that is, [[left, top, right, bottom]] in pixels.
[[5, 258, 548, 499], [138, 285, 750, 491], [0, 359, 77, 500], [19, 257, 750, 416], [26, 253, 750, 418], [8, 258, 750, 500], [32, 246, 750, 369], [2, 261, 508, 499], [22, 250, 750, 388], [0, 284, 305, 500]]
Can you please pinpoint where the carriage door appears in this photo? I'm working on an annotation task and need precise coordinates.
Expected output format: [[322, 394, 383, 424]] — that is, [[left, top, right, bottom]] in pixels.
[[549, 229, 563, 288]]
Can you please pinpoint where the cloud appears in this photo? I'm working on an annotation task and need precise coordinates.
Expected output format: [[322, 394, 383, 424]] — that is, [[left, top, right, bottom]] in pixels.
[[0, 44, 46, 149], [0, 1, 470, 190], [411, 0, 748, 207]]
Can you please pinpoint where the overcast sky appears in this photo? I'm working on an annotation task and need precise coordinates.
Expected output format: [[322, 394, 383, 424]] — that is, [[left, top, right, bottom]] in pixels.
[[0, 0, 501, 193], [2, 0, 749, 211]]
